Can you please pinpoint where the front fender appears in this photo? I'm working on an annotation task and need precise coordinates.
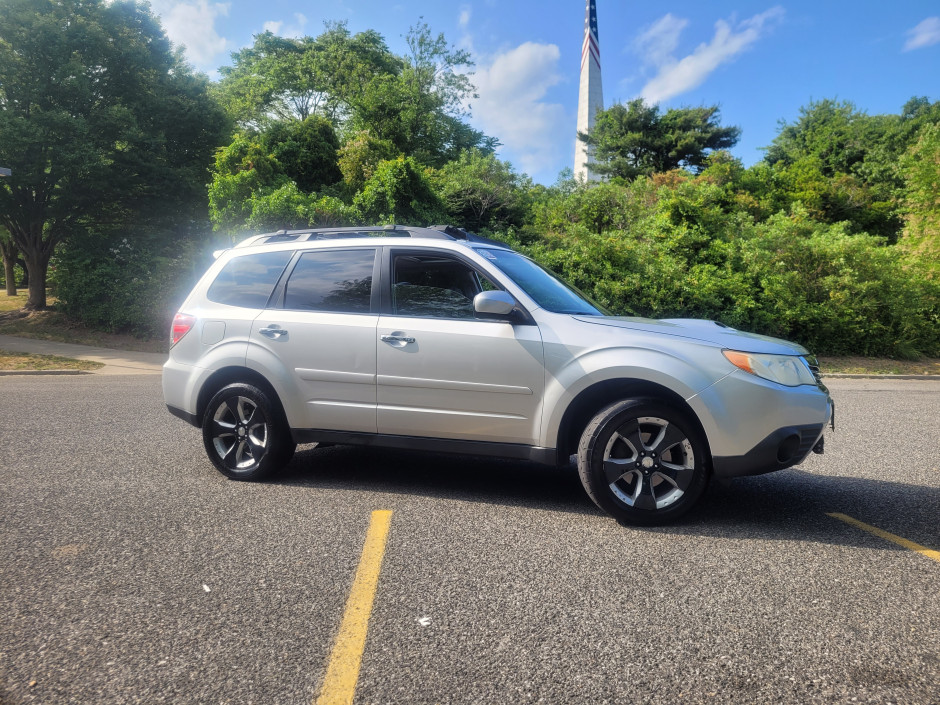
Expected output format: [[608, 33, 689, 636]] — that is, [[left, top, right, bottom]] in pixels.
[[539, 345, 727, 449]]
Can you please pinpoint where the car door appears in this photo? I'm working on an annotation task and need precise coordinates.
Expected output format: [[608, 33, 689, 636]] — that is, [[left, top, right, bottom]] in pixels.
[[376, 249, 545, 445], [248, 247, 380, 433]]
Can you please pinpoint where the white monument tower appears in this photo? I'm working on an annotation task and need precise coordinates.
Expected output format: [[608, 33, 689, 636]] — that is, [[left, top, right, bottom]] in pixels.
[[574, 0, 603, 182]]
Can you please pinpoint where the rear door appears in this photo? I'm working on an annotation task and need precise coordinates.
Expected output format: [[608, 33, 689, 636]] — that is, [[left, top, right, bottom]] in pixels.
[[248, 247, 380, 433]]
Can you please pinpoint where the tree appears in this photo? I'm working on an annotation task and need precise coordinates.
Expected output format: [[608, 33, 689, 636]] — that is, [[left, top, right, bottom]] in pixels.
[[0, 0, 227, 309], [216, 24, 400, 128], [579, 99, 740, 180], [262, 116, 342, 193], [216, 20, 497, 169], [762, 98, 940, 240], [337, 130, 399, 193], [349, 21, 497, 165], [435, 150, 530, 230], [900, 122, 940, 269], [353, 157, 446, 225]]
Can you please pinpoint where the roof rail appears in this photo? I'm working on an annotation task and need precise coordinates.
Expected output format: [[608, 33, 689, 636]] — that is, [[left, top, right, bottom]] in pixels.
[[229, 224, 510, 249]]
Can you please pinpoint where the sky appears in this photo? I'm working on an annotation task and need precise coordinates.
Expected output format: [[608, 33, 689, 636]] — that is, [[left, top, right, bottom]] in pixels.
[[147, 0, 940, 185]]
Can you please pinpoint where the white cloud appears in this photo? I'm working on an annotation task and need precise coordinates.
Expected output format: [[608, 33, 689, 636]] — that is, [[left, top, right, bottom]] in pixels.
[[151, 0, 230, 68], [459, 6, 472, 29], [637, 7, 784, 105], [904, 17, 940, 51], [263, 13, 308, 38], [634, 14, 689, 68], [469, 42, 567, 176]]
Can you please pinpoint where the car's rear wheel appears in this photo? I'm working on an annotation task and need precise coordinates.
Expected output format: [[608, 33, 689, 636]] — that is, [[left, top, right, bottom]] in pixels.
[[202, 383, 295, 480], [577, 398, 709, 525]]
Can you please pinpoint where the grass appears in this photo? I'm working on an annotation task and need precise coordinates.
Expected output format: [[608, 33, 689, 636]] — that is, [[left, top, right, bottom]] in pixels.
[[0, 349, 104, 371], [0, 292, 166, 353], [818, 356, 939, 376]]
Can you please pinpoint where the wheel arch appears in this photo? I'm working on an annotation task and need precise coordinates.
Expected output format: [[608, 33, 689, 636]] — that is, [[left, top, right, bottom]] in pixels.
[[554, 379, 712, 466], [197, 366, 288, 430]]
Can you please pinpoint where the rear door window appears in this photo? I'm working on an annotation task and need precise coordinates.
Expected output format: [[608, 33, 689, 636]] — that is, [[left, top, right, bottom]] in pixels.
[[283, 249, 377, 313], [207, 251, 293, 308]]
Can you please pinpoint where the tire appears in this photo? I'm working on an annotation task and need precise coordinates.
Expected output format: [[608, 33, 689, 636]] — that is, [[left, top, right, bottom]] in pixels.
[[202, 383, 296, 481], [577, 398, 709, 526]]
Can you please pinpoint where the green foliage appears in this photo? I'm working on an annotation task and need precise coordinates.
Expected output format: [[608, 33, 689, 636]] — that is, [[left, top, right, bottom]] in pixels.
[[208, 135, 287, 232], [899, 122, 940, 269], [501, 171, 939, 358], [215, 24, 400, 127], [208, 133, 355, 234], [738, 214, 939, 358], [0, 0, 227, 309], [435, 150, 531, 231], [262, 116, 341, 192], [346, 21, 496, 166], [580, 99, 740, 180], [338, 130, 399, 192], [763, 98, 940, 241], [54, 235, 204, 339], [216, 20, 496, 167], [353, 157, 445, 225]]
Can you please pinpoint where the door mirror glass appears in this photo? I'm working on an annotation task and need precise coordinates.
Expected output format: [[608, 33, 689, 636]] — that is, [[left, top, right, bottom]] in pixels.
[[473, 290, 516, 317]]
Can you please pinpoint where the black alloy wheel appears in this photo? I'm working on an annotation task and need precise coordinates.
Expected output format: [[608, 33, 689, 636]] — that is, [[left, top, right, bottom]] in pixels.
[[202, 383, 295, 480], [578, 398, 709, 525]]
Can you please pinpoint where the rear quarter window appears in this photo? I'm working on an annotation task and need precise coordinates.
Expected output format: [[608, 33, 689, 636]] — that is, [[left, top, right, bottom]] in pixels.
[[206, 251, 293, 308]]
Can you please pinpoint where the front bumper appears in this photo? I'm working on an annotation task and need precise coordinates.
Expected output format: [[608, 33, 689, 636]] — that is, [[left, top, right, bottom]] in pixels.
[[689, 368, 834, 479], [711, 421, 827, 478]]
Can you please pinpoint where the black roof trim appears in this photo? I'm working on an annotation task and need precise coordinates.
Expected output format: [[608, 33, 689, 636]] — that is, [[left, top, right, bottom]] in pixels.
[[244, 225, 510, 248]]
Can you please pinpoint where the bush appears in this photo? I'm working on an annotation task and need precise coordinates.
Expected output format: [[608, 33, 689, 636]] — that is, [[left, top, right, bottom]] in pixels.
[[54, 235, 208, 339], [500, 178, 939, 358]]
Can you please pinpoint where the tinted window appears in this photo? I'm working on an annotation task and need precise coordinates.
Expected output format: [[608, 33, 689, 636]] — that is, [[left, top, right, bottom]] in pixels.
[[392, 254, 496, 318], [473, 248, 606, 315], [284, 249, 376, 313], [207, 251, 292, 308]]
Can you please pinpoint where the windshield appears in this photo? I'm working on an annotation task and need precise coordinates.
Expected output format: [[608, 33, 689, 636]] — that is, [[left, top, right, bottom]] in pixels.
[[474, 248, 607, 315]]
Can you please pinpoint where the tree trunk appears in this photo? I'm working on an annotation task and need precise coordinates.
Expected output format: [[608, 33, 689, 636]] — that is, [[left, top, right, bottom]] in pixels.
[[2, 253, 16, 296], [0, 239, 17, 296], [16, 257, 28, 287], [23, 253, 50, 310]]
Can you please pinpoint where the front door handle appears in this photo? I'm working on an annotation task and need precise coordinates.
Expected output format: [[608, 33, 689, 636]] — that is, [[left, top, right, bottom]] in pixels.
[[380, 334, 416, 344], [260, 326, 288, 339]]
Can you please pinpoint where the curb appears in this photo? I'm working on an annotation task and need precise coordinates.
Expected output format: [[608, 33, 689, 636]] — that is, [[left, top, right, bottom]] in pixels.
[[823, 374, 939, 380], [0, 369, 92, 376]]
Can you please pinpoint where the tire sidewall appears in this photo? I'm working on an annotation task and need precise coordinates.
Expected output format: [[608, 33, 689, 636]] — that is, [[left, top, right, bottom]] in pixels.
[[202, 382, 288, 481], [578, 398, 710, 526]]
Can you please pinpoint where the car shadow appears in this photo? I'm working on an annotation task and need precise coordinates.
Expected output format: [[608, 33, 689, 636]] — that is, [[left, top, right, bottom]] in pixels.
[[278, 443, 599, 516], [277, 444, 940, 551]]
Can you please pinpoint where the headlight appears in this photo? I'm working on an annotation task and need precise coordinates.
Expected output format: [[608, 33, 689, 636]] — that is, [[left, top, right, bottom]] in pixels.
[[723, 350, 817, 386]]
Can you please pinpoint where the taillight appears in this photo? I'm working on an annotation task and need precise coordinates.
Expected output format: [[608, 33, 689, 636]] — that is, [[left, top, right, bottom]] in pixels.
[[171, 313, 196, 346]]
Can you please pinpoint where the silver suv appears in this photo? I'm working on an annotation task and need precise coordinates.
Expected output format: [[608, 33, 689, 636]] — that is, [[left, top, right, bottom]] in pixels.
[[163, 225, 833, 525]]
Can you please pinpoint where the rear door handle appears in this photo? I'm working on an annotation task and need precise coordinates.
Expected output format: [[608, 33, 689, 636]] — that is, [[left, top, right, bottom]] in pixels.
[[260, 326, 288, 339], [381, 334, 416, 344]]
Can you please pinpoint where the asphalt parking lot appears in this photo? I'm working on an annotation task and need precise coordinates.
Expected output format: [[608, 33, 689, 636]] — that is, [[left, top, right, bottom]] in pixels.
[[0, 374, 938, 705]]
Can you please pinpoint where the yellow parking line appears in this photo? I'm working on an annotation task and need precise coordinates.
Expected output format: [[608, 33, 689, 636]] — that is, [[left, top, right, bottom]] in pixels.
[[315, 510, 393, 705], [827, 513, 940, 564]]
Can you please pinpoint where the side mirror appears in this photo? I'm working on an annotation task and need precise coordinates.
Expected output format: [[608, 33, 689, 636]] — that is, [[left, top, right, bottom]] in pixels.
[[473, 290, 516, 317]]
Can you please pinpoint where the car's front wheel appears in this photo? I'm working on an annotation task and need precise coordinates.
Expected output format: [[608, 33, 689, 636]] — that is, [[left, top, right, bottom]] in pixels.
[[577, 399, 709, 525], [202, 383, 295, 481]]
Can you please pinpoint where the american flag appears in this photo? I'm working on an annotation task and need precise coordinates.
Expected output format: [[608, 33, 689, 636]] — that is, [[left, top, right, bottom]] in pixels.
[[581, 0, 600, 72]]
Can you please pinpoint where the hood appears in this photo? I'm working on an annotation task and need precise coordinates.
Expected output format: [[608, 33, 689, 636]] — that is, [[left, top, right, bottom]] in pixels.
[[573, 316, 809, 356]]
